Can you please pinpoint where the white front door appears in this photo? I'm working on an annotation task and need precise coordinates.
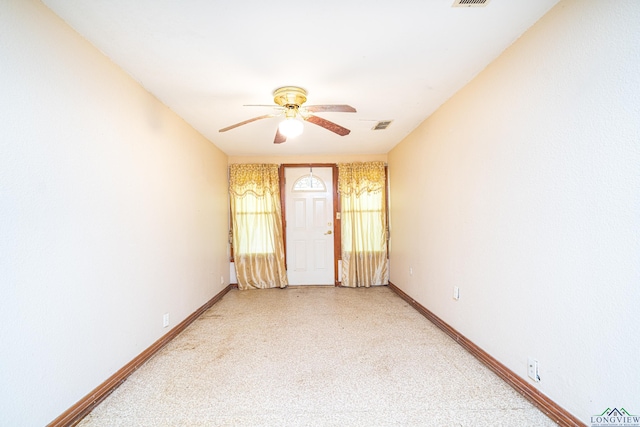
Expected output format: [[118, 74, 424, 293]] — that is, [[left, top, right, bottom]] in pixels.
[[285, 167, 335, 285]]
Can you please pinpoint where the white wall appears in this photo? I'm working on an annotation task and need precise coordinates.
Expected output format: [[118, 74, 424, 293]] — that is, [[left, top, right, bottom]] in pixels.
[[228, 153, 387, 164], [388, 0, 639, 423], [0, 1, 229, 425]]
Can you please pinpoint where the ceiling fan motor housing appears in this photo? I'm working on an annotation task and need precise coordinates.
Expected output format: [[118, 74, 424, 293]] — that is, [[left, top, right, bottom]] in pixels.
[[273, 86, 307, 108]]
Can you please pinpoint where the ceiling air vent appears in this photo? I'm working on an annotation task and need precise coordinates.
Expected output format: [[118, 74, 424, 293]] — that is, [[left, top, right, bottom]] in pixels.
[[373, 120, 393, 131], [452, 0, 490, 7]]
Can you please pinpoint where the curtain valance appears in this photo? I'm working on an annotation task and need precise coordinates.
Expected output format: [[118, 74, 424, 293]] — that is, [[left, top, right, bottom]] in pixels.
[[338, 161, 385, 196], [229, 163, 280, 198]]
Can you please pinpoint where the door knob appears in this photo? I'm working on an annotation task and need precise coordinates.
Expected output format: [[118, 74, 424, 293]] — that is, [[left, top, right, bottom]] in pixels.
[[324, 230, 332, 235]]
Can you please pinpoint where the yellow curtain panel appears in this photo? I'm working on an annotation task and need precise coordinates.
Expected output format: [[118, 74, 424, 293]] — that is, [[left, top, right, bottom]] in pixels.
[[229, 164, 288, 290], [338, 161, 388, 287]]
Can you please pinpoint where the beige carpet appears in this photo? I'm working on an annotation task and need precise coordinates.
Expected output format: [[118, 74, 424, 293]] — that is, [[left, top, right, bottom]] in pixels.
[[78, 286, 557, 426]]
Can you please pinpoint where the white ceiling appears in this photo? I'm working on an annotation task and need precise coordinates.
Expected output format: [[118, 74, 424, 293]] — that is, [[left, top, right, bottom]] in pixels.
[[42, 0, 558, 156]]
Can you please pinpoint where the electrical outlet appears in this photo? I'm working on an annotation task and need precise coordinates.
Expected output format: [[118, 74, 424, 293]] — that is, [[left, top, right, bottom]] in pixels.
[[453, 286, 460, 300], [220, 275, 224, 285], [528, 358, 540, 382], [163, 313, 170, 328], [409, 267, 413, 276]]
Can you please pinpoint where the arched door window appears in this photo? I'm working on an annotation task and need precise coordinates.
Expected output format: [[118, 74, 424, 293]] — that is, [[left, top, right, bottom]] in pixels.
[[292, 174, 326, 192]]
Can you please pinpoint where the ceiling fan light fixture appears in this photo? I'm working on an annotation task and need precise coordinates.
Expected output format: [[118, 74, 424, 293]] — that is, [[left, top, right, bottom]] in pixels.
[[278, 117, 304, 138]]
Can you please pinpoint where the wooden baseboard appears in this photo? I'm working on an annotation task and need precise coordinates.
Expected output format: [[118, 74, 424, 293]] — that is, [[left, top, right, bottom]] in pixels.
[[387, 282, 585, 427], [48, 284, 236, 427]]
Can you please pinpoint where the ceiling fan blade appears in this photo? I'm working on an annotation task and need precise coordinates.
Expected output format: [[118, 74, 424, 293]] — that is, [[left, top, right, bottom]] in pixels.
[[305, 105, 357, 113], [218, 114, 273, 132], [305, 115, 351, 136], [243, 105, 284, 109], [274, 129, 287, 144]]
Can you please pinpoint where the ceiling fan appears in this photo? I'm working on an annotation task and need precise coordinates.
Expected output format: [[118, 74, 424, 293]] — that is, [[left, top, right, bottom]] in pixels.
[[218, 86, 356, 144]]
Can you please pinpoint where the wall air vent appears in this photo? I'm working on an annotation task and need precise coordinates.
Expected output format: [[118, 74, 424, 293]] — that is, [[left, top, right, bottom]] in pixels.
[[452, 0, 490, 7], [373, 120, 393, 131]]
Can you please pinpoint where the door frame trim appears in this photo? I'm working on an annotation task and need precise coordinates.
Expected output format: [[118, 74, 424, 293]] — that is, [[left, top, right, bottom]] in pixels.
[[280, 164, 340, 286]]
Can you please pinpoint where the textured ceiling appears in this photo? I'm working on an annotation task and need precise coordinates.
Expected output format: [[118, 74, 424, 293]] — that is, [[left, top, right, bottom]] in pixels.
[[42, 0, 558, 156]]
